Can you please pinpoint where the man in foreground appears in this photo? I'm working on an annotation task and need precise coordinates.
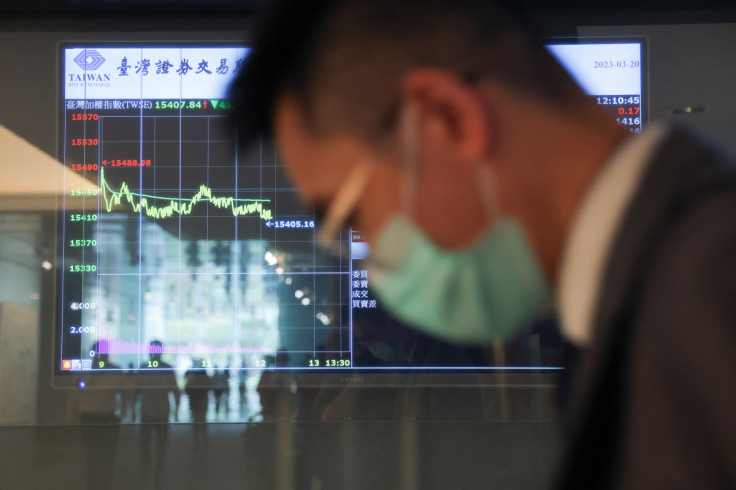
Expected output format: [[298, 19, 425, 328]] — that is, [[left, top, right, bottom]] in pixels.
[[230, 0, 736, 487]]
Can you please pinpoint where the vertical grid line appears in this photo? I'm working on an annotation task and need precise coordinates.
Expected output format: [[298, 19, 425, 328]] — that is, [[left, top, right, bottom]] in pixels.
[[137, 47, 145, 366]]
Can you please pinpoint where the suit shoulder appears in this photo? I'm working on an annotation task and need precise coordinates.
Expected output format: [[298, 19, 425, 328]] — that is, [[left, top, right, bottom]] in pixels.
[[654, 190, 736, 278]]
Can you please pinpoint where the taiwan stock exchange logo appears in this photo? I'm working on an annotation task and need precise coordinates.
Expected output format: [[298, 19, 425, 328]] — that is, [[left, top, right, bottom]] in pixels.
[[73, 49, 106, 70]]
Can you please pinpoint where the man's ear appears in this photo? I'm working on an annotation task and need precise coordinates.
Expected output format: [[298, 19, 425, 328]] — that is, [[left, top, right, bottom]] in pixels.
[[401, 69, 492, 164]]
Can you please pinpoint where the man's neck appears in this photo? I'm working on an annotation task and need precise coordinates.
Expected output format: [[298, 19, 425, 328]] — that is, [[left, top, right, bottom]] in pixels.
[[499, 99, 629, 283]]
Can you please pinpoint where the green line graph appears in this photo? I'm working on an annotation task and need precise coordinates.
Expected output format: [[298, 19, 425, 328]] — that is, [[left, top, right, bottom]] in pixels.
[[99, 166, 273, 220]]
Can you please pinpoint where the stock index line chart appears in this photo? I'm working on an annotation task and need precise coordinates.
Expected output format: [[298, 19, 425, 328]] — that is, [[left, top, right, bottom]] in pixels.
[[59, 46, 352, 373], [99, 165, 274, 221]]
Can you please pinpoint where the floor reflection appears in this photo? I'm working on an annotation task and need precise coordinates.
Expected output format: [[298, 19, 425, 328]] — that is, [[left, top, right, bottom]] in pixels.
[[0, 417, 560, 490], [54, 322, 565, 489]]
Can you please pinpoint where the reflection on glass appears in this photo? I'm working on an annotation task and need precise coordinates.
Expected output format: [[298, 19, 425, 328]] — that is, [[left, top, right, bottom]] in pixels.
[[0, 32, 661, 490]]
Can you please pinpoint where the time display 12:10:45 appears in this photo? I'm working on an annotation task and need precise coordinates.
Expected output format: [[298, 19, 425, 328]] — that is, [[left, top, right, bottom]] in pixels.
[[596, 96, 640, 105]]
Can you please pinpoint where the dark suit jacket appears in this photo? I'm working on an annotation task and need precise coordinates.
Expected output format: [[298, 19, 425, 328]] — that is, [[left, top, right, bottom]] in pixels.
[[555, 128, 736, 489]]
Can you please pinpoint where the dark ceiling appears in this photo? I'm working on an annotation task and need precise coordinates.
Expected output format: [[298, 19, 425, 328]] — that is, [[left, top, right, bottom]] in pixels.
[[1, 1, 735, 34], [2, 0, 736, 17]]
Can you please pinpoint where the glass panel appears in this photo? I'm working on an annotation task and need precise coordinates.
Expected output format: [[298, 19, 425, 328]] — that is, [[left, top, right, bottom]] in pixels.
[[2, 24, 694, 490]]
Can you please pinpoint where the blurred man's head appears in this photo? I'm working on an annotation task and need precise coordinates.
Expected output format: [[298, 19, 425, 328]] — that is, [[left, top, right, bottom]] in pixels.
[[232, 0, 583, 142], [231, 0, 624, 279]]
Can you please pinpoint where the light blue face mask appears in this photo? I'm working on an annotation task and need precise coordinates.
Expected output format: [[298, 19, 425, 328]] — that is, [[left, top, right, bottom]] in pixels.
[[316, 104, 552, 344], [368, 216, 551, 343]]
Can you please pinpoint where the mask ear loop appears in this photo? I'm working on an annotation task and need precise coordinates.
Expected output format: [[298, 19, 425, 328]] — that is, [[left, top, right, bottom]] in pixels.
[[316, 158, 375, 249], [400, 101, 419, 218], [478, 162, 506, 346], [363, 101, 420, 272], [477, 162, 501, 226]]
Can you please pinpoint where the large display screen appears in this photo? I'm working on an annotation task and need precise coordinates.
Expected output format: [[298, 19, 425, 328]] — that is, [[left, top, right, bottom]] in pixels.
[[58, 41, 644, 373]]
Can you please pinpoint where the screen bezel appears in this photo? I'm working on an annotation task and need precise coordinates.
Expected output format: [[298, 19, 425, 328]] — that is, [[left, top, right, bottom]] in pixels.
[[52, 36, 646, 388]]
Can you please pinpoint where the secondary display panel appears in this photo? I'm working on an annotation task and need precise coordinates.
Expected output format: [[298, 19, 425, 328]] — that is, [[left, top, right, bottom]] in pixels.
[[58, 41, 645, 374]]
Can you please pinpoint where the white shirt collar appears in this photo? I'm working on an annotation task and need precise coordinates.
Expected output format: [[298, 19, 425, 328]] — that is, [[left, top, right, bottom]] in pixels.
[[558, 125, 668, 347]]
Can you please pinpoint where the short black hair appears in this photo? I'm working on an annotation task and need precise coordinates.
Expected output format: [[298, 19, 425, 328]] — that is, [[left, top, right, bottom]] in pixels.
[[230, 0, 584, 148]]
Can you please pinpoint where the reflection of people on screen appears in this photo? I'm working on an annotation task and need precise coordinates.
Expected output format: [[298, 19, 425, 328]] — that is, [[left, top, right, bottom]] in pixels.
[[121, 362, 137, 423], [257, 352, 296, 420], [136, 340, 180, 487], [185, 360, 211, 449], [238, 360, 249, 419], [212, 365, 230, 418]]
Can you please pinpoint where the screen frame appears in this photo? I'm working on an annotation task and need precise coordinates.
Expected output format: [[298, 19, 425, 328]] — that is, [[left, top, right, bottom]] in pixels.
[[52, 35, 647, 388]]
